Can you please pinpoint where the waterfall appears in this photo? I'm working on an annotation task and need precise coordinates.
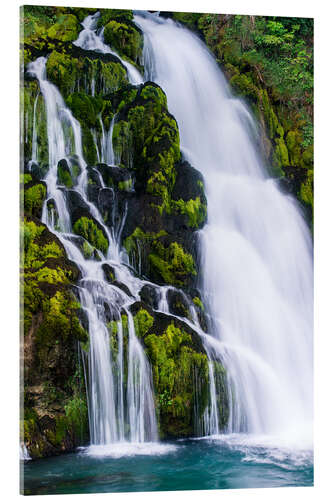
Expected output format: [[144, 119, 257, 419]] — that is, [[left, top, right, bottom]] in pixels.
[[27, 54, 158, 448], [31, 91, 39, 163], [74, 12, 143, 86], [135, 12, 313, 445]]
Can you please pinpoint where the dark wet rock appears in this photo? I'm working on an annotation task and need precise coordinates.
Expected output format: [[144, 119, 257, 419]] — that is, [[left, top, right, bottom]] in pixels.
[[167, 288, 191, 320], [112, 280, 134, 298], [139, 283, 160, 310], [171, 161, 205, 202], [96, 163, 132, 189], [101, 263, 117, 284]]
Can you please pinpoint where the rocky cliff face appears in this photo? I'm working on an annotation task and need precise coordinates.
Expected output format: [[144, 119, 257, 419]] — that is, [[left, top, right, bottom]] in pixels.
[[21, 6, 225, 457]]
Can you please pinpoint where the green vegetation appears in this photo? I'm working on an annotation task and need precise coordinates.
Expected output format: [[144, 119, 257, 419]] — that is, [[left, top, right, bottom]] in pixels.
[[172, 13, 313, 218], [172, 196, 207, 228], [46, 50, 127, 99], [144, 321, 209, 438], [47, 14, 79, 42], [133, 308, 154, 337], [66, 93, 104, 129], [21, 215, 89, 458], [73, 217, 109, 255], [24, 182, 46, 218], [104, 20, 142, 65], [21, 80, 48, 166], [193, 296, 204, 311], [123, 228, 167, 254], [96, 9, 134, 28], [57, 161, 73, 188], [149, 241, 197, 287]]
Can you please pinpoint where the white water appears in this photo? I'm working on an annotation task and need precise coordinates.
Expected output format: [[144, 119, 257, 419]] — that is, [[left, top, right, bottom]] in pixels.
[[27, 55, 158, 449], [20, 444, 31, 461], [135, 12, 313, 449], [74, 12, 143, 86]]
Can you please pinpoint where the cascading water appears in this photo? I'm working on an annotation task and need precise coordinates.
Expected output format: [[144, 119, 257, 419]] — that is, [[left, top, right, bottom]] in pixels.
[[24, 8, 313, 465], [27, 48, 157, 450], [134, 12, 313, 449], [74, 12, 143, 86]]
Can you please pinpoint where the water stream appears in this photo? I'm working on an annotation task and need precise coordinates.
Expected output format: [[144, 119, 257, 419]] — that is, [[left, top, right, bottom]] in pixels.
[[23, 10, 313, 490], [134, 12, 313, 450], [27, 52, 157, 449]]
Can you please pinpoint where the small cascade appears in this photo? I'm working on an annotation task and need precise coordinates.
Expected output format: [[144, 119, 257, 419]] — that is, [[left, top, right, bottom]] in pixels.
[[98, 115, 107, 163], [20, 443, 31, 461], [126, 312, 158, 442], [155, 285, 224, 435], [106, 115, 115, 166], [74, 12, 143, 86], [158, 286, 169, 313], [27, 52, 158, 447], [31, 91, 39, 163]]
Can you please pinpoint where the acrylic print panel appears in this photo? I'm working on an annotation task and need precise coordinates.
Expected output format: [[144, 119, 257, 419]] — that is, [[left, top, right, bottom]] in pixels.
[[20, 3, 314, 495]]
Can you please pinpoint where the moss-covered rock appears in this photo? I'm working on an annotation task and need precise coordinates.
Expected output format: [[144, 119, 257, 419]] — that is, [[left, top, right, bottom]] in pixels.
[[103, 20, 142, 66], [66, 93, 105, 129], [139, 311, 209, 438], [57, 159, 73, 188], [47, 14, 80, 42], [148, 241, 197, 288], [21, 216, 89, 458], [113, 82, 180, 194], [73, 216, 109, 255], [97, 9, 134, 28], [21, 79, 48, 168], [23, 180, 47, 219], [46, 48, 128, 99]]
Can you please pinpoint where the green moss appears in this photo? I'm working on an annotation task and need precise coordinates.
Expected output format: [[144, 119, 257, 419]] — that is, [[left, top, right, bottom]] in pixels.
[[66, 93, 104, 129], [299, 169, 313, 209], [140, 85, 167, 108], [97, 9, 134, 29], [57, 161, 73, 188], [21, 174, 32, 184], [193, 297, 204, 311], [46, 50, 79, 96], [146, 171, 169, 209], [103, 19, 142, 64], [286, 129, 302, 166], [46, 50, 127, 99], [230, 72, 258, 100], [24, 183, 46, 218], [21, 5, 57, 46], [22, 219, 64, 269], [172, 12, 201, 31], [21, 211, 89, 457], [144, 322, 209, 438], [31, 266, 70, 285], [64, 395, 89, 442], [114, 85, 180, 192], [275, 136, 289, 167], [172, 196, 207, 228], [118, 179, 133, 191], [22, 80, 48, 167], [123, 227, 167, 255], [133, 308, 154, 337], [82, 240, 94, 259], [36, 291, 87, 345], [73, 217, 108, 255], [47, 14, 79, 42], [149, 241, 197, 287]]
